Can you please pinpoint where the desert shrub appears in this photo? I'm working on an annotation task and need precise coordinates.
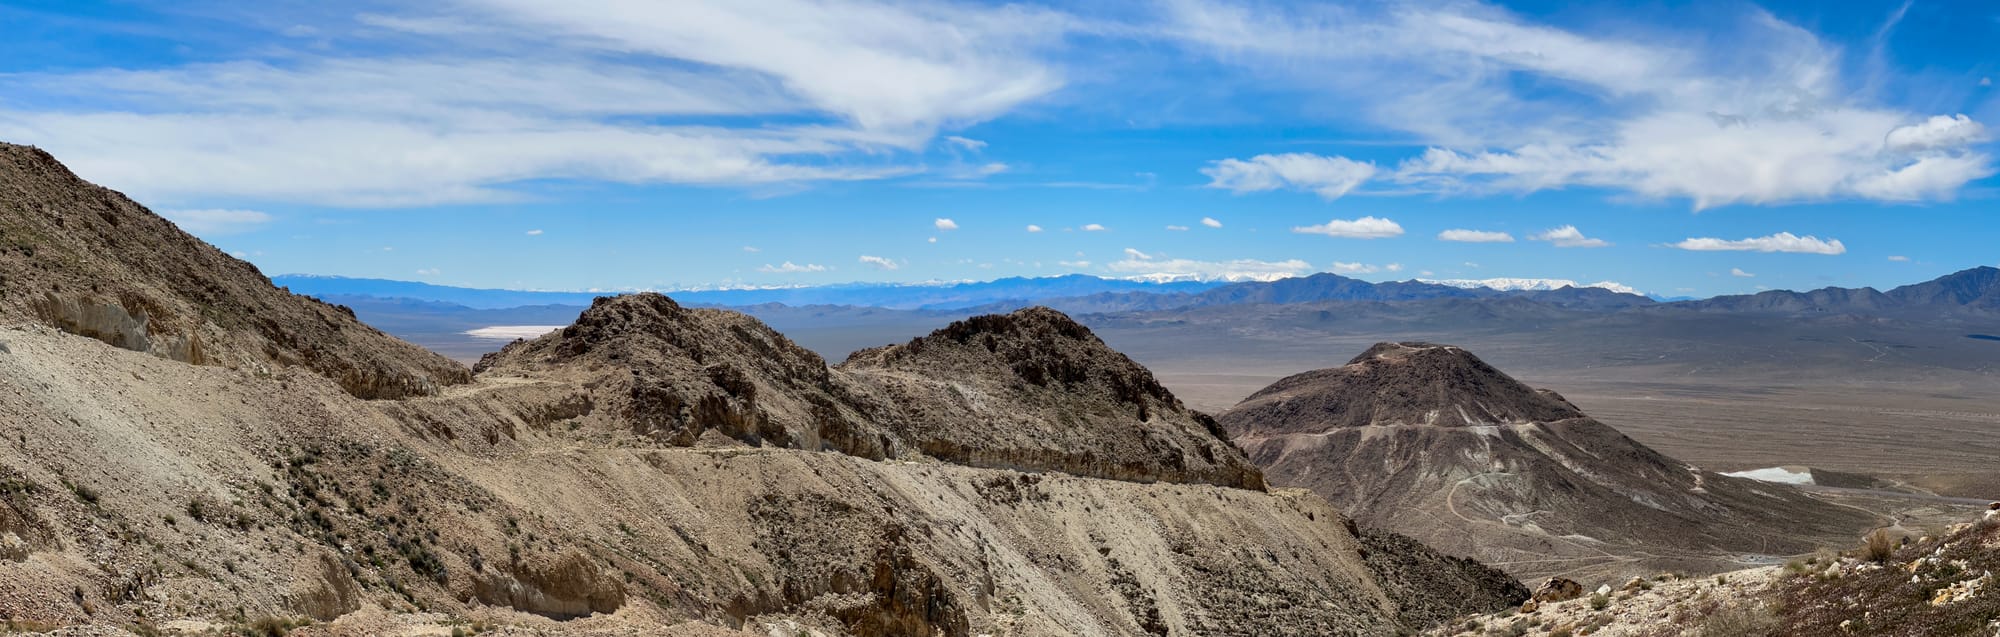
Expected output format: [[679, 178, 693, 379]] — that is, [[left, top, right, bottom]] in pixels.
[[1699, 603, 1778, 637], [1589, 593, 1610, 610], [1550, 627, 1573, 637], [1862, 529, 1897, 564]]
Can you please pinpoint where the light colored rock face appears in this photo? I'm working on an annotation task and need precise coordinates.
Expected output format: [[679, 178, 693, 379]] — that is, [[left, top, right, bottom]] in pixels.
[[0, 143, 469, 399], [0, 322, 1524, 635], [1222, 342, 1878, 584]]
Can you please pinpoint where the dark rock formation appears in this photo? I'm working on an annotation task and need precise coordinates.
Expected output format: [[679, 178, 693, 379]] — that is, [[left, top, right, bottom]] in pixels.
[[839, 307, 1265, 490]]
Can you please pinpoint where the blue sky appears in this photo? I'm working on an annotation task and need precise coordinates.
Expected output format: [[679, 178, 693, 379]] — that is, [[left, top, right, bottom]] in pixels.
[[1, 0, 1995, 297]]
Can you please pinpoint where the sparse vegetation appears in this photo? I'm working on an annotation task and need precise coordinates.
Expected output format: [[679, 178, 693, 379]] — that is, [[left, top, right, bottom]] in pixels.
[[1862, 528, 1897, 563], [1698, 602, 1778, 637], [1588, 592, 1609, 611]]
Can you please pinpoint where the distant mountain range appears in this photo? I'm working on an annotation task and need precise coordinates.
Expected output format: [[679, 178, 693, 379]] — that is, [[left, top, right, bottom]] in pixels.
[[272, 273, 1223, 310], [278, 267, 2000, 320]]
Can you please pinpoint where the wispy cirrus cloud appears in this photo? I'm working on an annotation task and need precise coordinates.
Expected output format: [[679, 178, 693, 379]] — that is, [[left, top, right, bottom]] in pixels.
[[0, 0, 1075, 207], [1167, 1, 1994, 208], [1201, 153, 1376, 199], [160, 208, 272, 235]]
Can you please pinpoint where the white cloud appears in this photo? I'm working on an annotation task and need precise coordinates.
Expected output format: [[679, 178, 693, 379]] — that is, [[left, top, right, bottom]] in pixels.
[[756, 261, 828, 273], [1385, 263, 1404, 272], [1160, 3, 1995, 208], [1202, 153, 1377, 199], [1437, 228, 1514, 243], [1292, 216, 1404, 239], [1983, 77, 1993, 87], [742, 245, 761, 252], [927, 236, 938, 243], [943, 135, 987, 151], [415, 268, 441, 276], [857, 255, 899, 270], [934, 218, 958, 231], [1884, 115, 1988, 153], [525, 228, 544, 236], [1730, 267, 1755, 278], [159, 208, 272, 235], [1329, 262, 1377, 274], [1082, 223, 1107, 232], [1529, 225, 1610, 248], [1887, 255, 1910, 262], [1165, 225, 1190, 231], [1025, 224, 1043, 233], [1058, 260, 1091, 267], [1201, 217, 1222, 228], [1107, 249, 1312, 282], [0, 1, 1073, 206], [1670, 232, 1845, 255]]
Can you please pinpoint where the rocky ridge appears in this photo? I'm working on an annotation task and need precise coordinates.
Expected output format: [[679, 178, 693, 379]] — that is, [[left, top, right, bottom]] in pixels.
[[0, 142, 467, 398], [0, 143, 1526, 635]]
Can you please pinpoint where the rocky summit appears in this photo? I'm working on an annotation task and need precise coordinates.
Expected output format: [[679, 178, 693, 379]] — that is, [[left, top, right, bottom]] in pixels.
[[1222, 342, 1879, 584], [839, 306, 1265, 490], [0, 144, 1528, 636]]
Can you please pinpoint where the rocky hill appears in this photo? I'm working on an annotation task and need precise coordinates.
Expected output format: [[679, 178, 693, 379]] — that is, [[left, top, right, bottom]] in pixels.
[[1221, 342, 1879, 583], [0, 143, 467, 398], [0, 143, 1527, 635], [839, 307, 1265, 489]]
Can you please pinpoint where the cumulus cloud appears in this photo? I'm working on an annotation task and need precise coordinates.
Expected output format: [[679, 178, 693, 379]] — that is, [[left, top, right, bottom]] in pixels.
[[1670, 232, 1845, 255], [1025, 224, 1043, 233], [1385, 263, 1404, 272], [415, 268, 441, 276], [742, 245, 761, 252], [1201, 217, 1222, 228], [1529, 225, 1610, 248], [857, 255, 899, 270], [1059, 260, 1091, 267], [1107, 249, 1312, 282], [525, 228, 544, 236], [756, 261, 828, 273], [1888, 255, 1910, 262], [934, 218, 958, 231], [1201, 153, 1377, 199], [1082, 223, 1107, 232], [1730, 267, 1755, 278], [159, 208, 272, 235], [1165, 224, 1189, 231], [1292, 216, 1404, 239], [1329, 262, 1377, 274], [1884, 115, 1988, 153], [1437, 229, 1514, 243]]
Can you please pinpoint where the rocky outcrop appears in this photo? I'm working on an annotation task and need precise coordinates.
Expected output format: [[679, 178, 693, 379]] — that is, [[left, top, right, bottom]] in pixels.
[[473, 293, 896, 458], [839, 307, 1265, 490], [286, 552, 362, 621], [473, 549, 626, 620], [0, 143, 468, 398], [1223, 342, 1878, 582]]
